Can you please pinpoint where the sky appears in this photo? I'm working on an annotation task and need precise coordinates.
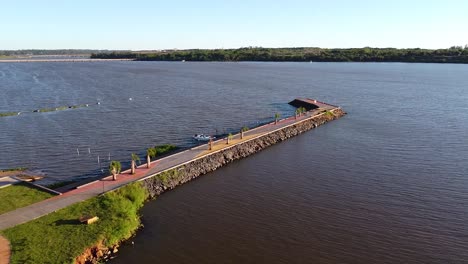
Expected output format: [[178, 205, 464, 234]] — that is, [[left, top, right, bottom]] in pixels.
[[1, 0, 467, 50]]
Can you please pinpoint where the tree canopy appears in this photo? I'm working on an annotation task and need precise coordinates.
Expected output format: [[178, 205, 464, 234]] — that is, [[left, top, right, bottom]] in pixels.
[[90, 46, 468, 63]]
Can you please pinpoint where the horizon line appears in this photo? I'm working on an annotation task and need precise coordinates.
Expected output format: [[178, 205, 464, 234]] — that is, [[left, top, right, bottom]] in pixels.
[[2, 45, 468, 52]]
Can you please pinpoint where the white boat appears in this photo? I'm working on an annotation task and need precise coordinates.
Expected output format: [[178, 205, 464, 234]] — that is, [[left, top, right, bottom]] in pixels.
[[193, 134, 215, 141]]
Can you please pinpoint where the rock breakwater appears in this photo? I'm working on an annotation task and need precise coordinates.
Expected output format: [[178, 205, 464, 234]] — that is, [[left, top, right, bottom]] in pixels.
[[142, 108, 346, 198]]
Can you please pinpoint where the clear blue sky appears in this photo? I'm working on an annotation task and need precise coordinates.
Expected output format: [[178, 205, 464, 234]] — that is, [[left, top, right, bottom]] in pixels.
[[2, 0, 467, 50]]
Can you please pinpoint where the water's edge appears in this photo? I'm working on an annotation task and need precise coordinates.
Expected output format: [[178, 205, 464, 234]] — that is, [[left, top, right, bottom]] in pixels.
[[142, 109, 345, 198], [78, 108, 346, 263]]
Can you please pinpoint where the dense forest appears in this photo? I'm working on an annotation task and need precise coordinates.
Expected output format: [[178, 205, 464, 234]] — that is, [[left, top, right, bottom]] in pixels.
[[91, 46, 468, 63]]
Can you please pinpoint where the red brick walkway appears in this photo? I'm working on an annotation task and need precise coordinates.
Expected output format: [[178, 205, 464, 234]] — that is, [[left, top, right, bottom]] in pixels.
[[0, 235, 10, 264]]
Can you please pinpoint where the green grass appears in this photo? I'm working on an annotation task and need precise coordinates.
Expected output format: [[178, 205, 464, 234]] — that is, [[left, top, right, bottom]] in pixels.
[[1, 182, 148, 264], [1, 103, 91, 118], [324, 110, 335, 118], [154, 144, 177, 155], [157, 168, 179, 186], [0, 167, 27, 173], [0, 183, 54, 214], [0, 112, 19, 117]]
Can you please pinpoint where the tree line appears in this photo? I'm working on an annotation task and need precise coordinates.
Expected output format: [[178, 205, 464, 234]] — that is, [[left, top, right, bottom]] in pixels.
[[91, 46, 468, 63], [0, 49, 129, 56]]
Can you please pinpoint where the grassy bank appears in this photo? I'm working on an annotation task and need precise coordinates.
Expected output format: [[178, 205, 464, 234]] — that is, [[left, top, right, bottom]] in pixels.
[[0, 55, 15, 60], [0, 167, 28, 177], [0, 183, 54, 214], [1, 182, 149, 264], [0, 167, 27, 173], [0, 112, 19, 117], [0, 103, 92, 118]]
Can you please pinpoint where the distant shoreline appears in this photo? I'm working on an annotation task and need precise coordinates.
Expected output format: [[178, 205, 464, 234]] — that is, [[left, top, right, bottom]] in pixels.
[[2, 47, 468, 64], [2, 59, 467, 64], [0, 58, 134, 63], [90, 47, 468, 64]]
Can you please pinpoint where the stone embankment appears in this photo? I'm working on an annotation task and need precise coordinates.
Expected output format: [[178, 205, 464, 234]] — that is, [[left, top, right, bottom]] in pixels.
[[142, 108, 346, 197], [76, 241, 120, 264], [77, 107, 345, 264]]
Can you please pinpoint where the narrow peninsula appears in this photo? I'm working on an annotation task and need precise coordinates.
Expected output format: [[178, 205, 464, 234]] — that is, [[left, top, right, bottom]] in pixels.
[[0, 99, 345, 264]]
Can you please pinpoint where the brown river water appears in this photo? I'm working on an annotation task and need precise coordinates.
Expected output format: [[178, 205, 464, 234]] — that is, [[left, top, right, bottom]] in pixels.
[[1, 62, 467, 263]]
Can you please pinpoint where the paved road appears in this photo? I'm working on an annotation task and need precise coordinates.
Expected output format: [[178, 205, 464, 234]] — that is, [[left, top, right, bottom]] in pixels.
[[0, 102, 336, 231]]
